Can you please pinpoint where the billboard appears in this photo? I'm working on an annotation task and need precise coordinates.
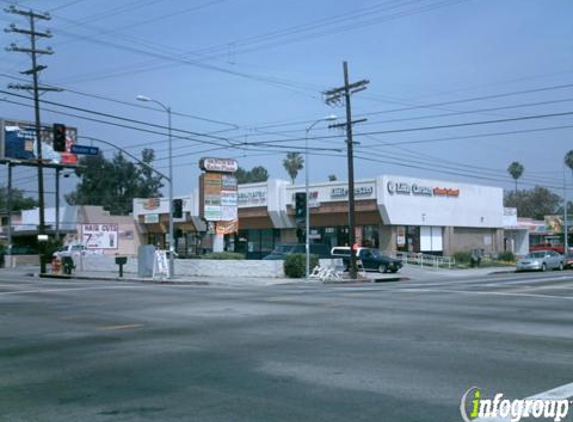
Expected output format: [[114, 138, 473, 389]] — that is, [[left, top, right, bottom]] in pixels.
[[1, 119, 78, 165], [81, 224, 119, 250]]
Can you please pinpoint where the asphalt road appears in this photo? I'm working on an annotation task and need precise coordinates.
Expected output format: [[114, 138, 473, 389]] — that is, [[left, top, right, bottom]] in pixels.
[[0, 271, 572, 422]]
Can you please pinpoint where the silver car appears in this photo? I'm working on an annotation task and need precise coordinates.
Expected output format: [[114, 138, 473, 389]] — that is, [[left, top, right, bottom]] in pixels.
[[516, 250, 564, 272]]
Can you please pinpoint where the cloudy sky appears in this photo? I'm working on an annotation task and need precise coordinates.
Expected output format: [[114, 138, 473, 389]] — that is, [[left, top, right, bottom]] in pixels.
[[1, 0, 573, 204]]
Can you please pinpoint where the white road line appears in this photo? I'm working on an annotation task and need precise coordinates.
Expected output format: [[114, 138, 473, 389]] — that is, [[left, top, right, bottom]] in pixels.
[[400, 288, 573, 300], [472, 382, 573, 422], [0, 285, 145, 297]]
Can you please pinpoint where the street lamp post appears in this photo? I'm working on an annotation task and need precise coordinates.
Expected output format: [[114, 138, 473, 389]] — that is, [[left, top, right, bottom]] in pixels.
[[136, 95, 174, 279], [305, 115, 337, 280]]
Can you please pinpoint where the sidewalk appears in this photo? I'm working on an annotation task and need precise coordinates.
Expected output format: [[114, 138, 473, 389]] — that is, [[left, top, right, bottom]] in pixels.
[[2, 263, 515, 286], [398, 263, 515, 281]]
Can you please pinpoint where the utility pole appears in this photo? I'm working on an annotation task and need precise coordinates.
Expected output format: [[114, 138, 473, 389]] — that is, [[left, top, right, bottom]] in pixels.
[[5, 5, 59, 273], [564, 166, 569, 253], [324, 61, 369, 280], [6, 163, 13, 265]]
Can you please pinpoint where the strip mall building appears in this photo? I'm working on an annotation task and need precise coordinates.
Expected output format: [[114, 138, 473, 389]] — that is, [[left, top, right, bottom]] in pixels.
[[133, 175, 510, 259]]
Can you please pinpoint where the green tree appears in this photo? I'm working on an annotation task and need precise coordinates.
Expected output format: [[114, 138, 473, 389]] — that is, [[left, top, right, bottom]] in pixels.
[[507, 161, 524, 193], [282, 152, 304, 184], [235, 165, 269, 184], [328, 174, 337, 181], [504, 186, 561, 220], [565, 150, 573, 178], [66, 149, 163, 215], [0, 186, 38, 212]]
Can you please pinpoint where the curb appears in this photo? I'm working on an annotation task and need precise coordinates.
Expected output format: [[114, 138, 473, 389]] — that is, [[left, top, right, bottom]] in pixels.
[[36, 272, 210, 286], [324, 276, 409, 285]]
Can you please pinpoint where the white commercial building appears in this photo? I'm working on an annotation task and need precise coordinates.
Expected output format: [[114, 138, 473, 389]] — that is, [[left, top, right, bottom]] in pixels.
[[134, 175, 508, 259]]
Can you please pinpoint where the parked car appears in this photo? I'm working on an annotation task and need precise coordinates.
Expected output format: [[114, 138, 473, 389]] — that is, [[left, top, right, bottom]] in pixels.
[[52, 243, 86, 258], [331, 246, 402, 273], [516, 250, 564, 272], [263, 243, 332, 260], [563, 253, 573, 269]]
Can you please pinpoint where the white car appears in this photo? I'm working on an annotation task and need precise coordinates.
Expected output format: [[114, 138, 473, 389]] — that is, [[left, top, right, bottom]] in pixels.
[[53, 243, 86, 258], [516, 250, 564, 272]]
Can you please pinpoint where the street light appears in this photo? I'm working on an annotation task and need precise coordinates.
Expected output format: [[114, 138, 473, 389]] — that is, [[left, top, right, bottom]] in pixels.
[[136, 94, 174, 279], [305, 115, 337, 280]]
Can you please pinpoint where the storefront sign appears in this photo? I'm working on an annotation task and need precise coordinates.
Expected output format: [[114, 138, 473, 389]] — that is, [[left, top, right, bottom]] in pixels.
[[199, 157, 238, 173], [387, 181, 460, 198], [144, 214, 159, 224], [238, 189, 267, 207], [330, 185, 374, 199], [142, 198, 161, 210]]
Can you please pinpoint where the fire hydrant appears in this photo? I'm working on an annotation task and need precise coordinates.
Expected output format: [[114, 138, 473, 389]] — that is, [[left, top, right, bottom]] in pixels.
[[51, 257, 62, 274]]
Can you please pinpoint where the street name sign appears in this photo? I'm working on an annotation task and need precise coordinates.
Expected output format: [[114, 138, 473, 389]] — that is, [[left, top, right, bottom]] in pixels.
[[71, 144, 99, 156]]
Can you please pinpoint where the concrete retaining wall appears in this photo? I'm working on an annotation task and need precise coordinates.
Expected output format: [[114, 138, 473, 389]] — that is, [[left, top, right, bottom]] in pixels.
[[76, 255, 287, 278]]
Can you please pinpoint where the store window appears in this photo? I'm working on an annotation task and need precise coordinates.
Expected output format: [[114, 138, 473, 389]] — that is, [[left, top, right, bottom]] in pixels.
[[420, 226, 443, 254], [234, 229, 280, 259]]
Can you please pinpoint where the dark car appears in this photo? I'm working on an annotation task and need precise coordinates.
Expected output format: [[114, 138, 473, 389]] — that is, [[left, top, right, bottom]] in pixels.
[[263, 243, 332, 260], [331, 247, 402, 273]]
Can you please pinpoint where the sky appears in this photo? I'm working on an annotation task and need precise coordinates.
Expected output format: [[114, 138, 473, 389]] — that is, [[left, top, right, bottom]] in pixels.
[[1, 0, 573, 206]]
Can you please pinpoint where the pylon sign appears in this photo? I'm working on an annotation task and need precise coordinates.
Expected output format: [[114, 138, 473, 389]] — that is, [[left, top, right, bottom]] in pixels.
[[199, 157, 238, 222]]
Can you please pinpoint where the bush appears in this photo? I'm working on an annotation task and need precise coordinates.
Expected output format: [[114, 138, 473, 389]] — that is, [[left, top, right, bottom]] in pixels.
[[283, 253, 319, 278], [200, 252, 245, 260], [497, 251, 515, 262], [453, 251, 472, 265]]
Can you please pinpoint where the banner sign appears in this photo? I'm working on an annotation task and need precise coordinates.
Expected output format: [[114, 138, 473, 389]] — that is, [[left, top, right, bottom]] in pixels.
[[81, 224, 119, 249]]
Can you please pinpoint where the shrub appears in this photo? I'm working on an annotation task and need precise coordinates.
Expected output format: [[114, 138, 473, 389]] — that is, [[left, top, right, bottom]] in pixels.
[[453, 251, 472, 265], [497, 251, 515, 262], [283, 253, 319, 278], [201, 252, 245, 260]]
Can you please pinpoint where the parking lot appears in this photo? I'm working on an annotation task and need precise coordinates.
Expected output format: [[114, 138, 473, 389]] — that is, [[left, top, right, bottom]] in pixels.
[[0, 271, 572, 422]]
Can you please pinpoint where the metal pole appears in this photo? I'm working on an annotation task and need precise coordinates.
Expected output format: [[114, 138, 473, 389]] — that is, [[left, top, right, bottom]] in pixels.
[[168, 106, 174, 279], [7, 163, 13, 262], [305, 129, 310, 280], [565, 166, 569, 253], [55, 167, 60, 240]]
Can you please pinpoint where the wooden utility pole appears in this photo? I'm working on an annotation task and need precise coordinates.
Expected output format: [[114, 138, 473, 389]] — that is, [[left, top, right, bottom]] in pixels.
[[5, 5, 59, 273], [324, 61, 369, 279]]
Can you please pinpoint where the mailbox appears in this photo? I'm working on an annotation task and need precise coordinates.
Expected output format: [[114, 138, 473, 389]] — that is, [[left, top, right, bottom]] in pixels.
[[115, 256, 128, 277], [115, 256, 127, 265]]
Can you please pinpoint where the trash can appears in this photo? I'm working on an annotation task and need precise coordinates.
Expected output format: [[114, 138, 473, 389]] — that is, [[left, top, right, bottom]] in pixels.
[[61, 256, 75, 275]]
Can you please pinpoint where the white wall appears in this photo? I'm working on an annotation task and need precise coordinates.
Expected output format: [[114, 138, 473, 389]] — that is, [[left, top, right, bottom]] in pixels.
[[377, 175, 504, 228]]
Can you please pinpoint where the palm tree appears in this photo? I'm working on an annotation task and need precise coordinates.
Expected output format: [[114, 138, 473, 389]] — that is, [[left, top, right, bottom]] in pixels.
[[283, 152, 304, 184], [507, 161, 524, 193]]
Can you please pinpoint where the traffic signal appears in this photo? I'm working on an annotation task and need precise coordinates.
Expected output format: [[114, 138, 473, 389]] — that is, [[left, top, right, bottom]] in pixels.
[[172, 199, 183, 218], [295, 192, 306, 226], [53, 123, 66, 152]]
